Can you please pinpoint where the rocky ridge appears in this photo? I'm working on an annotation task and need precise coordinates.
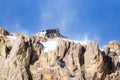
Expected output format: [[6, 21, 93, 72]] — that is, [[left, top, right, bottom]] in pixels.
[[0, 27, 120, 80]]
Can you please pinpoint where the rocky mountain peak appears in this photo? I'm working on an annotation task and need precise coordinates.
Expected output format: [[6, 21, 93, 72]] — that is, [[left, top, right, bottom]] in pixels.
[[0, 27, 120, 80], [0, 27, 10, 36], [33, 28, 65, 39]]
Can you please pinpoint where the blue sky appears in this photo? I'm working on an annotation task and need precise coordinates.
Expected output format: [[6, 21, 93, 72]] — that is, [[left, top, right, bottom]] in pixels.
[[0, 0, 120, 47]]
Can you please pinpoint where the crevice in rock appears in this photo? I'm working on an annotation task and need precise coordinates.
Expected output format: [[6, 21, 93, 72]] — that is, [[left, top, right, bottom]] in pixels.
[[92, 73, 97, 80], [56, 56, 66, 68], [78, 46, 86, 80], [70, 74, 75, 78], [62, 42, 70, 59], [104, 55, 115, 74], [116, 62, 120, 71], [82, 70, 86, 80], [79, 46, 86, 67], [30, 49, 39, 65], [26, 47, 34, 80], [25, 42, 30, 50], [59, 59, 66, 68], [101, 49, 116, 80], [71, 53, 75, 65], [41, 74, 44, 80], [6, 46, 12, 58], [26, 66, 33, 80], [73, 67, 78, 72]]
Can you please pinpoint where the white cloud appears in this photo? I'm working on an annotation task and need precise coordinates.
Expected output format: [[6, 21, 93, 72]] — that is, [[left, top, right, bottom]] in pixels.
[[39, 0, 101, 46], [39, 0, 76, 34], [12, 23, 29, 35], [70, 33, 100, 44], [81, 34, 90, 42]]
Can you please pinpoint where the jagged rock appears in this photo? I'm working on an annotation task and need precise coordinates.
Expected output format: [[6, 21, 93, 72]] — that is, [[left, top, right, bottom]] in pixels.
[[84, 42, 106, 80], [44, 28, 60, 38], [0, 27, 9, 36], [32, 28, 66, 41], [0, 27, 120, 80], [107, 41, 120, 55]]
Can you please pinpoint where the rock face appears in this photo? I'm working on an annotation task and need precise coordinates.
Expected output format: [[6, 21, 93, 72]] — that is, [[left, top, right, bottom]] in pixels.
[[0, 27, 9, 36], [0, 27, 120, 80]]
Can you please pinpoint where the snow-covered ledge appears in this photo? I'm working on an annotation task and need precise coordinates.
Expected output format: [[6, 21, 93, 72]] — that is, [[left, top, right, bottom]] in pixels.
[[41, 40, 58, 53]]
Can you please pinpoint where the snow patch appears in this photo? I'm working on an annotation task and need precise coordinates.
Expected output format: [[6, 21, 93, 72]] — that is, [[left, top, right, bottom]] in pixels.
[[37, 68, 43, 71], [35, 31, 46, 37], [63, 38, 89, 45], [74, 40, 89, 45], [110, 49, 115, 52], [41, 40, 58, 53], [6, 35, 17, 40], [100, 45, 107, 51], [109, 41, 117, 44], [100, 48, 104, 51], [118, 56, 120, 62], [39, 31, 46, 37], [46, 66, 59, 69]]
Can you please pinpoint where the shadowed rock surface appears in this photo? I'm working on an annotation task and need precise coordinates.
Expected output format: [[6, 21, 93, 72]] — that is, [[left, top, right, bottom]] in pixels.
[[0, 27, 120, 80]]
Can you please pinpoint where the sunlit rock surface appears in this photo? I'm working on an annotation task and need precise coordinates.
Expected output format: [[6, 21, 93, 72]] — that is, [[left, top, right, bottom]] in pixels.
[[0, 27, 120, 80]]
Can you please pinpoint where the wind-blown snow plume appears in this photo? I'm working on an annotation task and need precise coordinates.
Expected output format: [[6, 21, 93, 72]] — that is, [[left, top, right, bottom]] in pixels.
[[39, 0, 76, 34]]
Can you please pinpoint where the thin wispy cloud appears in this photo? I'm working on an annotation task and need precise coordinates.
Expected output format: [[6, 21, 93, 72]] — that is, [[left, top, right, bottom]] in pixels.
[[70, 33, 100, 44], [1, 21, 29, 35], [13, 24, 29, 35], [39, 0, 76, 34], [39, 0, 101, 44]]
